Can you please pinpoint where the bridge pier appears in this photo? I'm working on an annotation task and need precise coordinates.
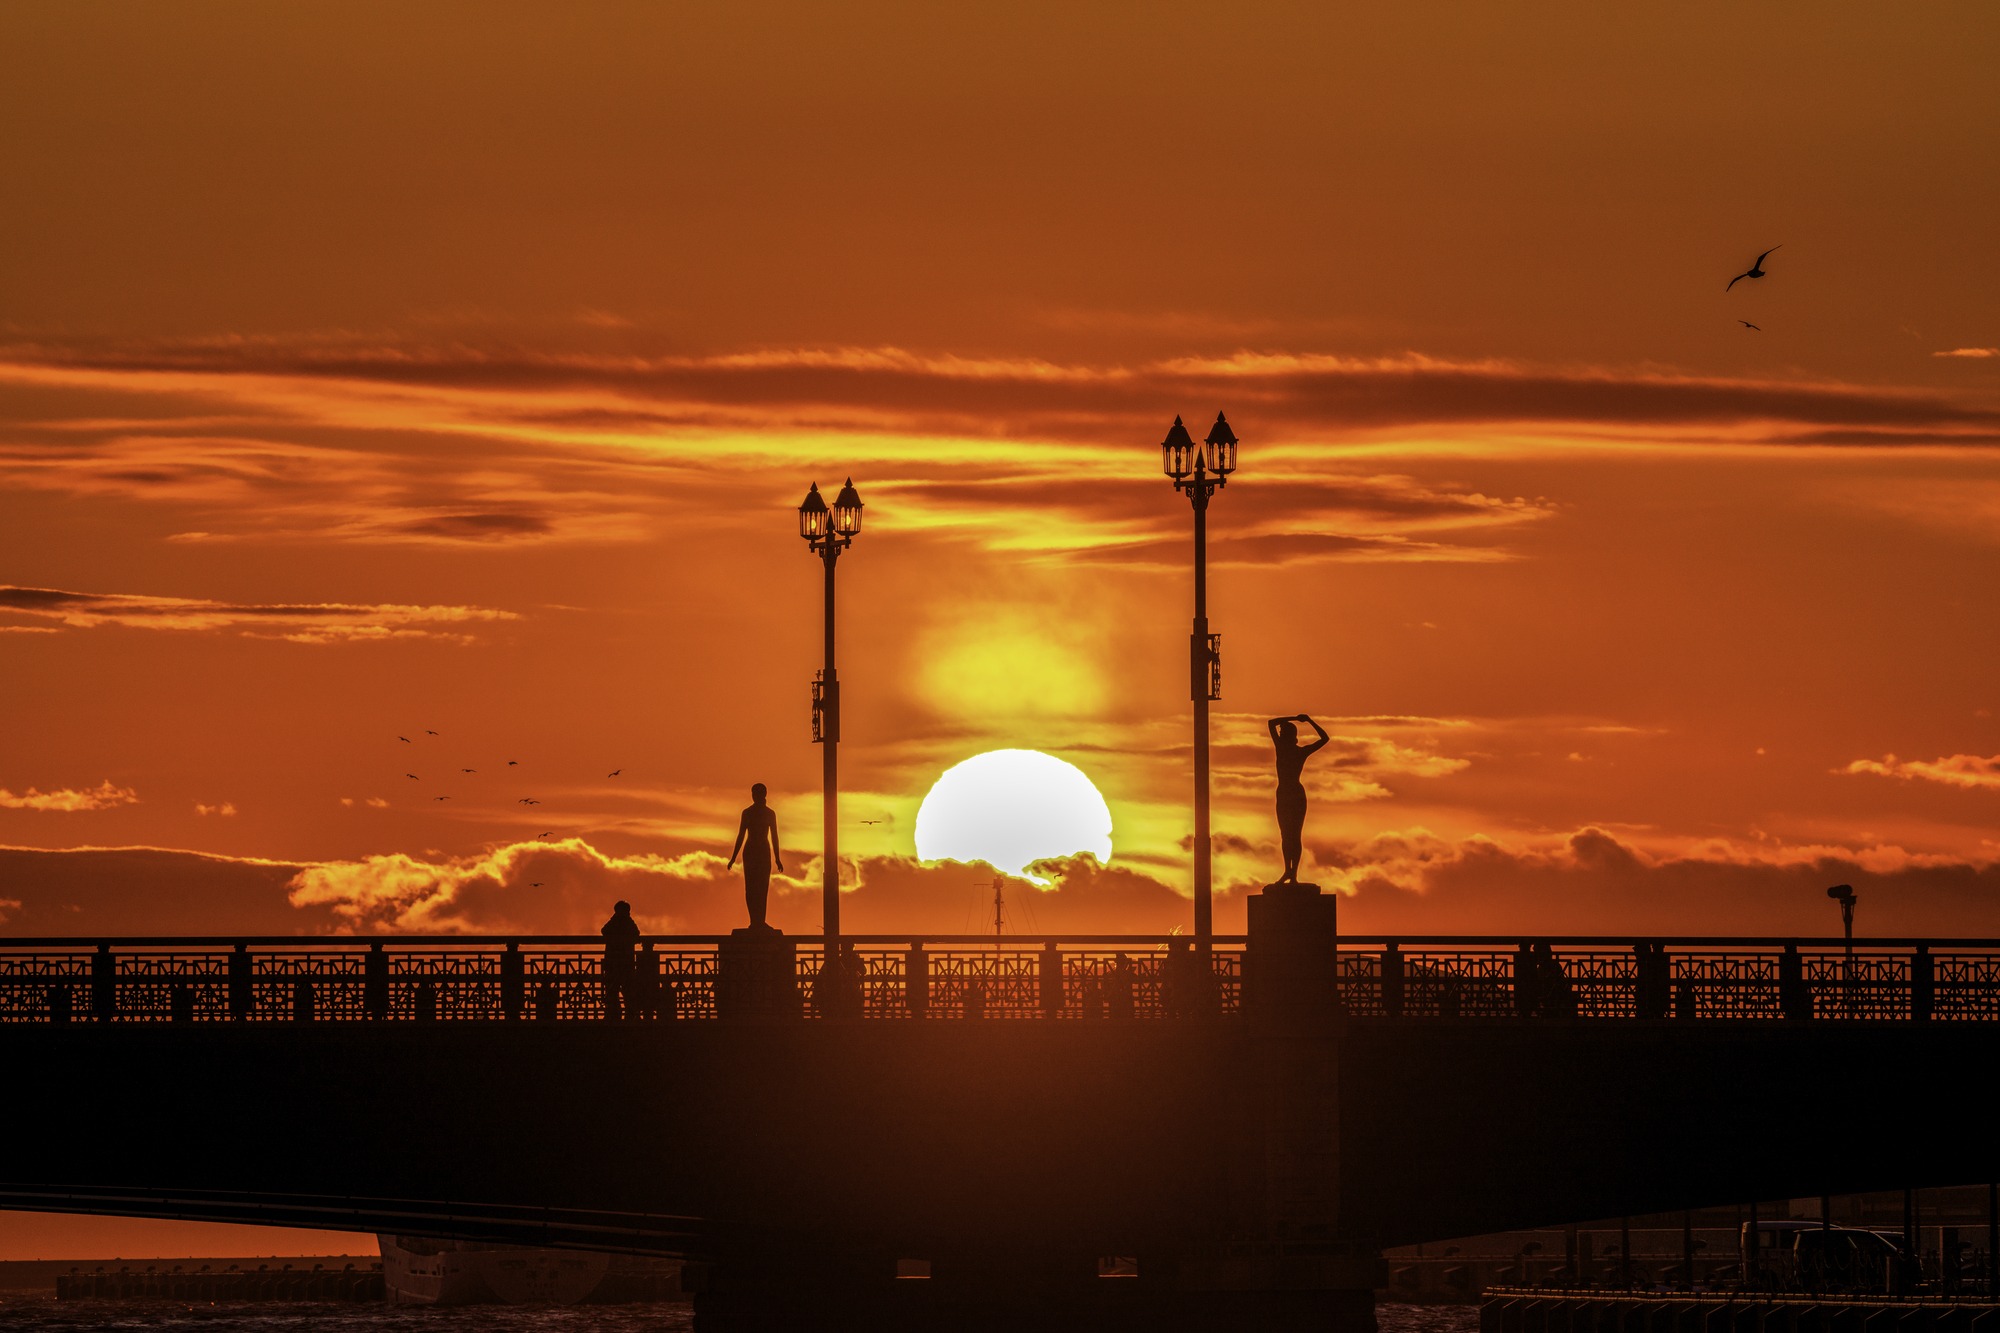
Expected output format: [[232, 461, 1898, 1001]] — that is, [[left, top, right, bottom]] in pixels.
[[688, 1249, 1375, 1332], [685, 884, 1377, 1332]]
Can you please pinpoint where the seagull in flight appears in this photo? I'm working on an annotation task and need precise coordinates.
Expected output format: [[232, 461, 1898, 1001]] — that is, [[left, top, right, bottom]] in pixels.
[[538, 831, 553, 839], [518, 798, 540, 805], [435, 795, 450, 801], [530, 882, 545, 888], [405, 773, 420, 780], [1739, 320, 1761, 331], [607, 768, 622, 777], [1726, 245, 1780, 292], [461, 768, 477, 773], [426, 729, 439, 736], [861, 819, 887, 826], [397, 736, 411, 744], [507, 760, 519, 766]]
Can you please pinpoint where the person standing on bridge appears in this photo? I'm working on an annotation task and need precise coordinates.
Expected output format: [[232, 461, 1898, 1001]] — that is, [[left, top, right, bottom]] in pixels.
[[1267, 714, 1329, 885], [726, 783, 784, 930], [601, 899, 641, 1021]]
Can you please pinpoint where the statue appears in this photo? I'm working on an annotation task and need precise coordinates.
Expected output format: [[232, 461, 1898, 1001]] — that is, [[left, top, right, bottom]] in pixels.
[[1266, 714, 1329, 885], [726, 783, 784, 930]]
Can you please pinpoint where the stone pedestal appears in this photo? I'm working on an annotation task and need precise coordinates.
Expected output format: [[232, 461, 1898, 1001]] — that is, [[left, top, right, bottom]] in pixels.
[[1242, 882, 1349, 1278], [715, 927, 798, 1019], [1245, 883, 1339, 1025]]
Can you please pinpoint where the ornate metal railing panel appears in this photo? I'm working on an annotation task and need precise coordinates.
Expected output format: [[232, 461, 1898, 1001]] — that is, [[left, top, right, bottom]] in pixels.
[[1932, 953, 2000, 1021], [3, 936, 1999, 1024]]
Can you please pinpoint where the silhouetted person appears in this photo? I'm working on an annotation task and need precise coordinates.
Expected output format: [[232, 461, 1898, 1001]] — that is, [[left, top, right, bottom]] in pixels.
[[1267, 714, 1330, 884], [1531, 942, 1575, 1018], [813, 941, 863, 1018], [726, 783, 784, 929], [1108, 953, 1136, 1018], [601, 899, 640, 1021], [1634, 942, 1671, 1019]]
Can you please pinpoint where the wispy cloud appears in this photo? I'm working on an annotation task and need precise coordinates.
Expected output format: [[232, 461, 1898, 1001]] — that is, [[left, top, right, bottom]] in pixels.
[[0, 585, 519, 644], [1840, 753, 2000, 791], [0, 780, 140, 812], [4, 336, 1996, 570], [1934, 348, 2000, 359], [194, 802, 238, 817], [9, 340, 1998, 447]]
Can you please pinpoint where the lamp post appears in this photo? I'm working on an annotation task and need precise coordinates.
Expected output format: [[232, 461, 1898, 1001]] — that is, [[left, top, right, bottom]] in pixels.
[[1160, 412, 1238, 949], [799, 479, 865, 944], [1828, 883, 1856, 1016]]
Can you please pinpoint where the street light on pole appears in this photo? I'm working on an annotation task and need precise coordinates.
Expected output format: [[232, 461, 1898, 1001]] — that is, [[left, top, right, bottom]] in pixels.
[[1160, 412, 1238, 952], [799, 478, 864, 946]]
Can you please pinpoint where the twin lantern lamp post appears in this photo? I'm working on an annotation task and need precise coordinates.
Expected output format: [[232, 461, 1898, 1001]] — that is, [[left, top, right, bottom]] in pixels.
[[797, 478, 864, 943], [1161, 412, 1239, 948], [792, 415, 1236, 954]]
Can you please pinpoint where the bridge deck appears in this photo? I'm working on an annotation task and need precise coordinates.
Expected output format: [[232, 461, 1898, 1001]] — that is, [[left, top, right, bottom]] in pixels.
[[2, 935, 1994, 1023]]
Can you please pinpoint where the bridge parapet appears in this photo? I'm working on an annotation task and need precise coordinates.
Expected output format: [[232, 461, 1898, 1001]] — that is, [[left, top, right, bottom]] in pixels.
[[0, 935, 1993, 1024]]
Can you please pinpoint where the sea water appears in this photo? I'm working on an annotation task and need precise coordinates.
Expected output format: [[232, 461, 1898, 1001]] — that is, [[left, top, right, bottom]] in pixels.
[[0, 1299, 1479, 1331]]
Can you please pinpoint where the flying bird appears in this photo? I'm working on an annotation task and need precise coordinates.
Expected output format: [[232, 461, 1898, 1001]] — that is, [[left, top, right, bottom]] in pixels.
[[530, 882, 545, 888], [861, 819, 887, 826], [405, 773, 420, 780], [607, 769, 622, 777], [538, 831, 553, 839], [426, 729, 439, 736], [507, 760, 519, 766], [461, 768, 477, 773], [398, 736, 411, 743], [435, 795, 450, 801], [518, 798, 540, 805], [1726, 245, 1780, 292], [1739, 320, 1761, 331]]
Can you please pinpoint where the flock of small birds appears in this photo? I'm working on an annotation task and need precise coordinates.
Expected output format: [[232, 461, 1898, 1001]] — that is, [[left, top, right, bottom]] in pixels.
[[1726, 244, 1780, 331], [385, 729, 627, 847]]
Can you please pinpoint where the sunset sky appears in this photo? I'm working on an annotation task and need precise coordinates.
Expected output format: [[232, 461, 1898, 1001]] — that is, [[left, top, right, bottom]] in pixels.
[[5, 0, 2000, 963]]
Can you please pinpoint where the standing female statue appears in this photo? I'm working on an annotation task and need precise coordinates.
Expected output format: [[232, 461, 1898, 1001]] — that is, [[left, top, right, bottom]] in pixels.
[[726, 783, 784, 930], [1267, 714, 1329, 885]]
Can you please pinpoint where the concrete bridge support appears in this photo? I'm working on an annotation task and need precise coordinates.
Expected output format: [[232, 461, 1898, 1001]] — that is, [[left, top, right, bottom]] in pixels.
[[689, 886, 1377, 1332]]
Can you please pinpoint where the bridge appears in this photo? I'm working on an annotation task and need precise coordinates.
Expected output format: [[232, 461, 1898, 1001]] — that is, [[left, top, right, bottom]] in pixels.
[[6, 891, 2000, 1329]]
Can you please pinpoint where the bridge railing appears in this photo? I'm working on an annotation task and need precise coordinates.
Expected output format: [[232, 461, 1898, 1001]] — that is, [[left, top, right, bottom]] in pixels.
[[1, 936, 1996, 1023], [0, 936, 1242, 1025]]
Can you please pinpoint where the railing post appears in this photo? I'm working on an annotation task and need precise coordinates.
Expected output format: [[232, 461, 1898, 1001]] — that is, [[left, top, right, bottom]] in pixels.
[[1513, 943, 1535, 1018], [228, 943, 253, 1020], [1039, 942, 1063, 1018], [292, 977, 315, 1023], [364, 943, 389, 1020], [905, 943, 928, 1018], [501, 942, 526, 1021], [1779, 943, 1808, 1021], [1912, 944, 1934, 1023], [1381, 943, 1404, 1018], [91, 944, 115, 1023]]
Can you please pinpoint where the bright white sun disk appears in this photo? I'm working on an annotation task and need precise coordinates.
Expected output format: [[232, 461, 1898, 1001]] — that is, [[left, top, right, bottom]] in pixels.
[[914, 749, 1113, 880]]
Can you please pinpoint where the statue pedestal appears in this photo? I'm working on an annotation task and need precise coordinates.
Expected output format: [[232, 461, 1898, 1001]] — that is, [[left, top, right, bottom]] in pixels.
[[716, 926, 798, 1019], [1245, 883, 1338, 1023], [1244, 882, 1341, 1254]]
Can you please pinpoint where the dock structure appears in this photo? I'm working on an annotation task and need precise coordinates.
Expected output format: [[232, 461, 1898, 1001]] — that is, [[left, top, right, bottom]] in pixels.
[[1484, 1289, 2000, 1333]]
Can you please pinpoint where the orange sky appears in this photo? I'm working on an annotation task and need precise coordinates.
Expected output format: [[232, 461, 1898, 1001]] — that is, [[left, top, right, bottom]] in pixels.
[[5, 1, 2000, 947], [3, 0, 2000, 1261]]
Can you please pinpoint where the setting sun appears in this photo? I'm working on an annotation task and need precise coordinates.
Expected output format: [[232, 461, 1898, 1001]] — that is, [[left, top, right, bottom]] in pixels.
[[913, 750, 1114, 881]]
